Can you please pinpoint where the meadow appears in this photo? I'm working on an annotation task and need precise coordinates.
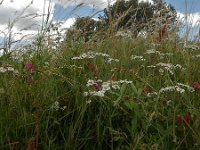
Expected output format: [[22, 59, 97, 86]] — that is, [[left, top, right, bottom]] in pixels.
[[1, 32, 200, 149], [1, 1, 200, 149]]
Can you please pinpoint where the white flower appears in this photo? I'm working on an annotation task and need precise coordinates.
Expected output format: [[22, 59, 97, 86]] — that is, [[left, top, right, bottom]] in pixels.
[[7, 67, 15, 72], [71, 51, 119, 64], [192, 55, 200, 58], [144, 49, 160, 55], [131, 55, 146, 61], [86, 100, 92, 104], [159, 69, 164, 75], [51, 101, 60, 111], [118, 79, 133, 84], [159, 86, 185, 94], [106, 58, 119, 64], [177, 83, 195, 92], [112, 84, 120, 90], [147, 65, 157, 68], [0, 67, 7, 73], [86, 80, 95, 87], [147, 62, 184, 75], [0, 66, 18, 74], [147, 92, 158, 97], [71, 56, 82, 60], [84, 90, 105, 97], [102, 82, 111, 91]]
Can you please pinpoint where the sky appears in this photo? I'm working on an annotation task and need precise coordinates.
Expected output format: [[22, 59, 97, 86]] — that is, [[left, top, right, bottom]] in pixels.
[[0, 0, 200, 49]]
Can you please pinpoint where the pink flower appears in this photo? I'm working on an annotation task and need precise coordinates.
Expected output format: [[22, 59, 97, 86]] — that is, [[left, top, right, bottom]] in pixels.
[[191, 82, 200, 91], [176, 116, 183, 123], [25, 63, 33, 70]]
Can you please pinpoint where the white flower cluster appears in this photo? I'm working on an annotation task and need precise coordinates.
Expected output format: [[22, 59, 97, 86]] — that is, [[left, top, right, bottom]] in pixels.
[[71, 51, 119, 63], [86, 79, 103, 87], [192, 55, 200, 58], [106, 58, 120, 64], [144, 49, 161, 55], [131, 55, 146, 61], [0, 66, 19, 74], [144, 49, 173, 59], [147, 63, 184, 75], [183, 44, 200, 51], [69, 65, 83, 69], [159, 83, 194, 94], [51, 101, 66, 111], [147, 92, 158, 97], [84, 90, 106, 97], [177, 83, 195, 92], [71, 51, 109, 59], [115, 30, 133, 38], [159, 86, 185, 93], [84, 79, 132, 97], [147, 83, 194, 97]]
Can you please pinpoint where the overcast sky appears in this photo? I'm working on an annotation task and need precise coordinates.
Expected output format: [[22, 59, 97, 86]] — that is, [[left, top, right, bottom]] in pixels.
[[0, 0, 200, 48]]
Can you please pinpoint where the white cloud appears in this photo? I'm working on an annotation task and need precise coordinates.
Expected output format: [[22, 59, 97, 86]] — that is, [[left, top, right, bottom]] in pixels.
[[0, 0, 55, 47], [178, 11, 200, 27], [177, 11, 200, 39], [61, 17, 76, 29], [53, 0, 115, 9]]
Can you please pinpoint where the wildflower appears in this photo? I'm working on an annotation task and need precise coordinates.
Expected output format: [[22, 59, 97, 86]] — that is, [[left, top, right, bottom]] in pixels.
[[144, 49, 160, 55], [84, 90, 105, 97], [166, 100, 172, 106], [131, 55, 146, 61], [192, 55, 200, 58], [106, 58, 119, 64], [51, 101, 66, 111], [143, 86, 150, 96], [0, 66, 18, 74], [86, 63, 95, 71], [86, 99, 92, 104], [118, 79, 133, 84], [184, 116, 191, 123], [94, 82, 102, 91], [176, 116, 183, 123], [25, 63, 33, 70], [147, 92, 158, 97], [111, 83, 120, 90], [71, 51, 118, 64], [51, 101, 60, 111], [191, 82, 200, 91], [159, 68, 164, 75], [159, 86, 185, 94], [0, 67, 7, 73], [177, 83, 194, 92]]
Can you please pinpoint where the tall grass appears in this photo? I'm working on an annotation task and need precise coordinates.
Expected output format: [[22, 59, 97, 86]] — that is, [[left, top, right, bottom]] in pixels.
[[1, 0, 200, 149]]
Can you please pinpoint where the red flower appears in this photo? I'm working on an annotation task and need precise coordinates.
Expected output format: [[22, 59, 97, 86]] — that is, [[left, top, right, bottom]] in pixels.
[[176, 116, 183, 123], [86, 63, 95, 71], [184, 116, 191, 123], [25, 63, 33, 70], [94, 82, 101, 91], [143, 86, 150, 96], [191, 82, 200, 91]]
